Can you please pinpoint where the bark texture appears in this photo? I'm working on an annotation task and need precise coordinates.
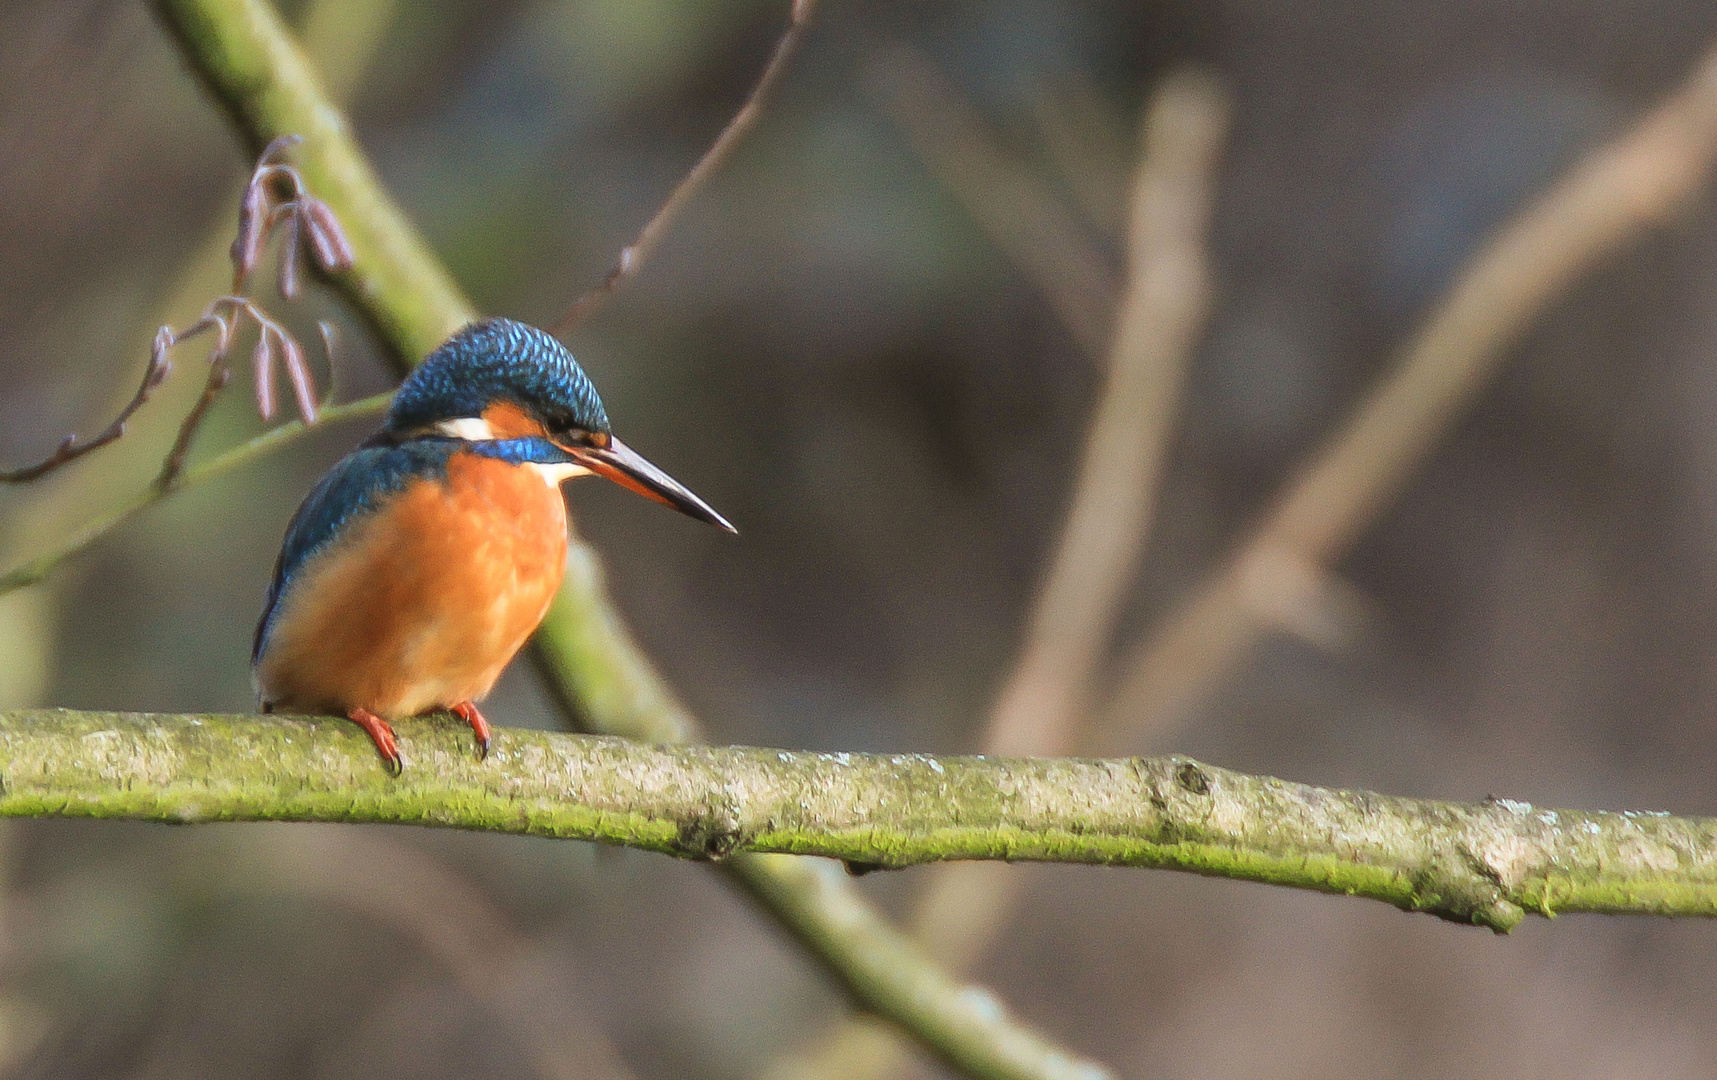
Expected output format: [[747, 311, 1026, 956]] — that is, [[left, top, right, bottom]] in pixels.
[[7, 708, 1714, 934]]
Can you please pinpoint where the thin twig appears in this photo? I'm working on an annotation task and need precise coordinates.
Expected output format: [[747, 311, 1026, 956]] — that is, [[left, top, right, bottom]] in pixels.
[[548, 0, 816, 335], [0, 313, 363, 598], [1093, 34, 1717, 752], [0, 0, 394, 553], [154, 314, 235, 490], [155, 0, 472, 370], [0, 390, 392, 598], [152, 295, 325, 490], [0, 345, 172, 485], [2, 135, 342, 496], [866, 44, 1121, 358]]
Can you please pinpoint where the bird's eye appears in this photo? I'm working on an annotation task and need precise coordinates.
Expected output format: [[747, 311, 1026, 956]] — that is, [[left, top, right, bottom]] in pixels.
[[551, 426, 608, 449]]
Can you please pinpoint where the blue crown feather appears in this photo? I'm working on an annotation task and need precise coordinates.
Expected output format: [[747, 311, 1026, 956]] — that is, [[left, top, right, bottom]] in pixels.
[[388, 318, 610, 435]]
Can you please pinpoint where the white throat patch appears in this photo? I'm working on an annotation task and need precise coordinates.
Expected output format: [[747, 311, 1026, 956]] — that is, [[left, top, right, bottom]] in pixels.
[[529, 461, 592, 486], [435, 417, 496, 440]]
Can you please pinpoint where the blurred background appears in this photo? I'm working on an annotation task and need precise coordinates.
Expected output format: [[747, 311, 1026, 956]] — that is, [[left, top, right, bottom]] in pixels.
[[5, 0, 1717, 1077]]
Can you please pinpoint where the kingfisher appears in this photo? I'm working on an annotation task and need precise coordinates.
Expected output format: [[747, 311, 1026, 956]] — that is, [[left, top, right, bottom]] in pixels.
[[253, 317, 733, 772]]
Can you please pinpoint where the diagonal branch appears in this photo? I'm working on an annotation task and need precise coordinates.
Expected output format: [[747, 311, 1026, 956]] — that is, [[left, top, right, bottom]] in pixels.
[[765, 68, 1230, 1080], [221, 827, 640, 1080], [535, 547, 1109, 1080], [0, 0, 398, 622], [0, 390, 391, 597], [6, 708, 1717, 936], [1093, 35, 1717, 750], [151, 5, 1105, 1080], [156, 0, 471, 369], [908, 57, 1230, 990], [982, 68, 1229, 761]]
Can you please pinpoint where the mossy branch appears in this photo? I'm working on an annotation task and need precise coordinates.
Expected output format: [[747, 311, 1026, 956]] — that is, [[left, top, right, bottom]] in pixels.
[[9, 708, 1717, 935]]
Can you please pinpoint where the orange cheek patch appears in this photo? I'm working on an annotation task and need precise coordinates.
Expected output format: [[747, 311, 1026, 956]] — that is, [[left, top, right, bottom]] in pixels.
[[481, 400, 547, 439]]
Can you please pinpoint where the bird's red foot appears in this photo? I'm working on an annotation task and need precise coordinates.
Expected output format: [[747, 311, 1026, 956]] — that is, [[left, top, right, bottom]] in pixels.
[[347, 707, 402, 775], [451, 701, 491, 760]]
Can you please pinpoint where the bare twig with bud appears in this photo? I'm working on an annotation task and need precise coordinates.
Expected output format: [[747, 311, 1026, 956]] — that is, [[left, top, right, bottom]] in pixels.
[[231, 134, 355, 295], [153, 296, 314, 490], [0, 347, 173, 484], [548, 0, 816, 335], [0, 136, 352, 489]]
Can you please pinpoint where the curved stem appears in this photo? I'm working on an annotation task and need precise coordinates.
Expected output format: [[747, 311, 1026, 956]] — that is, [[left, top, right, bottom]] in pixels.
[[155, 0, 475, 367]]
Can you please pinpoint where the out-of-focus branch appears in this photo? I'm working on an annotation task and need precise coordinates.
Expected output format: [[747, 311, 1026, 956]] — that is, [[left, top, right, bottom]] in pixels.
[[0, 390, 390, 597], [984, 69, 1229, 760], [225, 828, 638, 1080], [1096, 36, 1717, 750], [0, 140, 347, 489], [1029, 77, 1131, 242], [867, 45, 1120, 357], [0, 0, 394, 596], [550, 0, 816, 335], [769, 68, 1231, 1080], [0, 6, 396, 1061], [150, 5, 1108, 1080], [726, 853, 1109, 1080], [536, 543, 1109, 1080], [8, 709, 1717, 935], [925, 64, 1227, 970]]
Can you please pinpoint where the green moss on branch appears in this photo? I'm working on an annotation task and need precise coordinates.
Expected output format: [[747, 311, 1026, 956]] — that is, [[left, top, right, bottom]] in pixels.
[[9, 709, 1717, 934]]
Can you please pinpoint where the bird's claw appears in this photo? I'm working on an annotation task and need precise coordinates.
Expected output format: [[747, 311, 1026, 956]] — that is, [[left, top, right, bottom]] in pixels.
[[347, 707, 403, 775], [451, 701, 492, 761]]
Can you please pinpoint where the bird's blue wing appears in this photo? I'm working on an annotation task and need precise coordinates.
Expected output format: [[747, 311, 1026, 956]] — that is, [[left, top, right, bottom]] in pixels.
[[252, 435, 461, 665]]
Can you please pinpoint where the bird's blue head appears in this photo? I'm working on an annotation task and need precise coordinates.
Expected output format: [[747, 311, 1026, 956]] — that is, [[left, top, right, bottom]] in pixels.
[[387, 317, 732, 532], [388, 317, 610, 441]]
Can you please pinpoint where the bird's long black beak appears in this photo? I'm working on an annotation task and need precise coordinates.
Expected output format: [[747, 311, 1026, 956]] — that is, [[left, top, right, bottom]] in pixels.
[[572, 437, 736, 533]]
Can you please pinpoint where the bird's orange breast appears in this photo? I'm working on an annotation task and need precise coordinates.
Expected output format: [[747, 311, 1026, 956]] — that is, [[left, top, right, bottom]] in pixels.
[[255, 451, 568, 719]]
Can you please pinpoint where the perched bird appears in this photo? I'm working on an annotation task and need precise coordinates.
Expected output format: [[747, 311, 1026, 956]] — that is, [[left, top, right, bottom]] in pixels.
[[253, 317, 733, 772]]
